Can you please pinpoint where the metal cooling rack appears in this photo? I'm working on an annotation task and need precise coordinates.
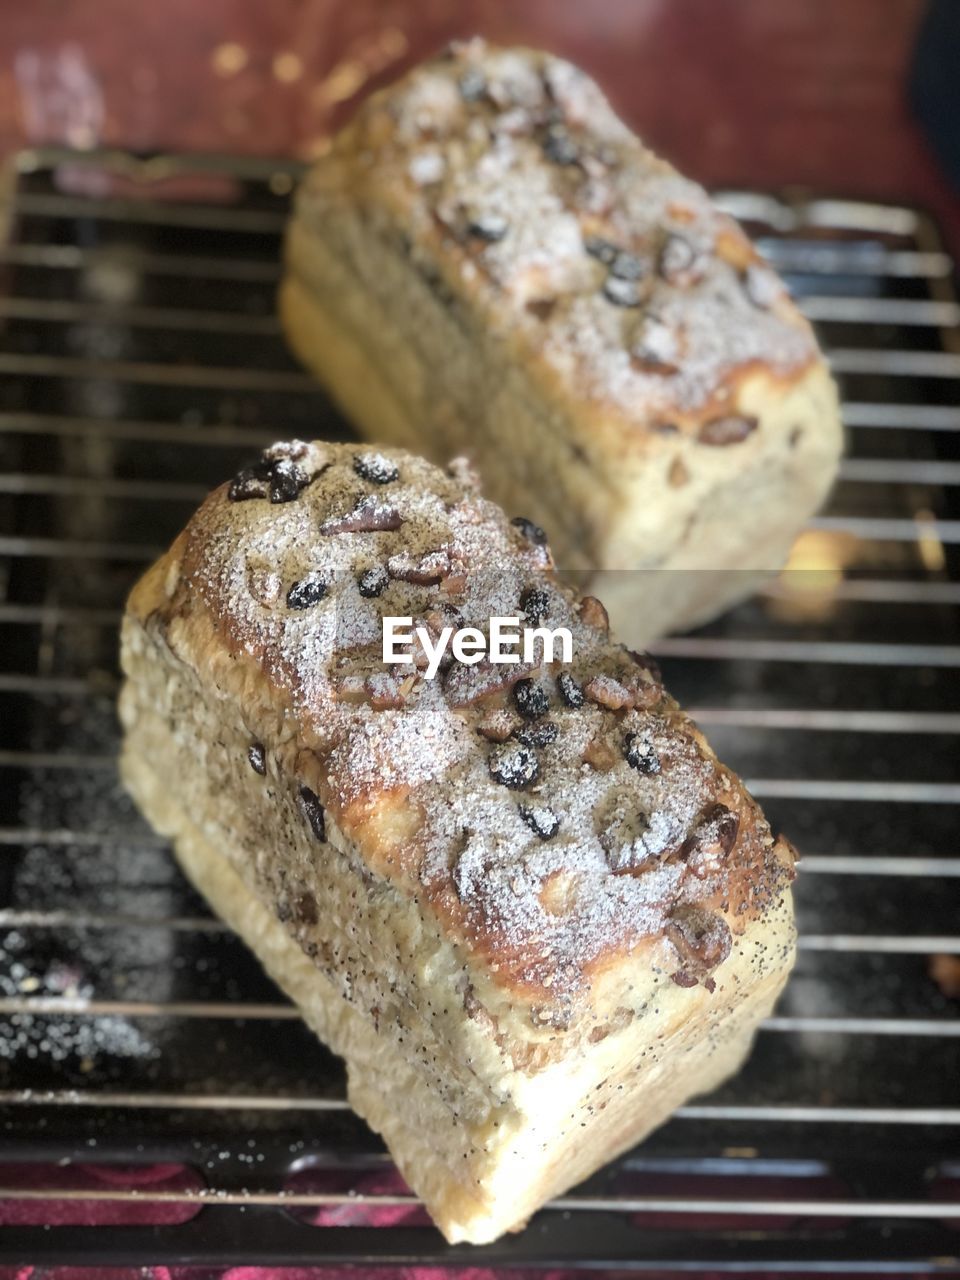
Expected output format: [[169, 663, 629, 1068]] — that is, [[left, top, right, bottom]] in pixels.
[[0, 148, 959, 1270]]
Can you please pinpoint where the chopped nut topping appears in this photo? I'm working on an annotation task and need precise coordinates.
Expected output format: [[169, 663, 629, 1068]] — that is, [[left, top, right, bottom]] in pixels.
[[628, 649, 662, 684], [365, 672, 412, 710], [538, 869, 579, 920], [579, 596, 609, 632], [320, 495, 404, 534], [600, 804, 653, 873], [477, 709, 521, 742], [584, 674, 634, 710], [334, 675, 368, 704], [631, 314, 681, 374], [388, 547, 457, 585], [681, 803, 741, 869], [623, 666, 661, 710], [604, 804, 684, 874], [671, 970, 699, 988], [445, 660, 538, 707], [582, 735, 618, 772], [246, 563, 282, 606], [666, 906, 732, 975], [397, 673, 419, 700], [423, 602, 465, 634]]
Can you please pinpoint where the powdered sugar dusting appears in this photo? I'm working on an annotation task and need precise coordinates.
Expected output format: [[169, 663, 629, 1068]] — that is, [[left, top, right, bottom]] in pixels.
[[327, 680, 470, 804], [172, 443, 784, 1001], [304, 39, 818, 426]]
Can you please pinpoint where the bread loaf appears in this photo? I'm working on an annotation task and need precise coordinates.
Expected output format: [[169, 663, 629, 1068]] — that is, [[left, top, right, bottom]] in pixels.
[[119, 440, 797, 1243], [281, 40, 842, 644]]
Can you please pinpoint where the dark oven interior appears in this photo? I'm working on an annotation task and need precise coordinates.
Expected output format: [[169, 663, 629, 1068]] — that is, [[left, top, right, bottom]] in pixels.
[[0, 151, 958, 1270]]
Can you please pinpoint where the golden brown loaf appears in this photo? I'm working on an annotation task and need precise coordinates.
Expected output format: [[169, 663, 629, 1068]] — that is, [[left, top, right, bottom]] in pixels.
[[281, 39, 843, 645], [119, 441, 797, 1243]]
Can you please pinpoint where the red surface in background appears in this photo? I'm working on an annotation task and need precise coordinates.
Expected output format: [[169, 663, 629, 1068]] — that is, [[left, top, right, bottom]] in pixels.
[[0, 0, 957, 250]]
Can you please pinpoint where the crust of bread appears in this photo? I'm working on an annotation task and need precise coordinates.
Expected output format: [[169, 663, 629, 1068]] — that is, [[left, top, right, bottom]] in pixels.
[[121, 681, 793, 1244], [281, 40, 842, 643], [119, 441, 797, 1242]]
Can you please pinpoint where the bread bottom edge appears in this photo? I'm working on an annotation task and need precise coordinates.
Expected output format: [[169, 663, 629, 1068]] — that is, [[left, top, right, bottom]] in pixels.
[[122, 735, 790, 1244]]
